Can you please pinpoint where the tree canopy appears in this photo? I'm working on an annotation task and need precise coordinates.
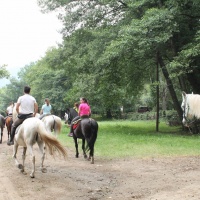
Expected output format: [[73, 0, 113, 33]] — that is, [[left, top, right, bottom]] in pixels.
[[1, 0, 200, 119]]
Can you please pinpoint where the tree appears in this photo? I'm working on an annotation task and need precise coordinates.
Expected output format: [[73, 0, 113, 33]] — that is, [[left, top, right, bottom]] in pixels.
[[0, 64, 9, 79], [35, 0, 200, 121]]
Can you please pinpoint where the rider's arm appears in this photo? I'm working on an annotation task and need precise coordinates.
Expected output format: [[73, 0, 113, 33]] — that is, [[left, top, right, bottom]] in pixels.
[[34, 102, 38, 117], [40, 108, 43, 115], [16, 103, 20, 114]]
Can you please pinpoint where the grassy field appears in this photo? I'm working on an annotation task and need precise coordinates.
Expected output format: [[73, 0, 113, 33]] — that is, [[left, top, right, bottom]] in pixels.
[[59, 120, 200, 159]]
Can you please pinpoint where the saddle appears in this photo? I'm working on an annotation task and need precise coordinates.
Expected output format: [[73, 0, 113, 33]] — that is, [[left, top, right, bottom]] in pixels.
[[18, 113, 33, 119], [72, 119, 82, 130]]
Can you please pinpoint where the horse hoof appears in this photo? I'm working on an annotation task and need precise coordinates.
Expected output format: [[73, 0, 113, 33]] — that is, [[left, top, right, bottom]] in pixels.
[[41, 168, 47, 173], [18, 164, 23, 170], [22, 171, 27, 175], [30, 174, 35, 178]]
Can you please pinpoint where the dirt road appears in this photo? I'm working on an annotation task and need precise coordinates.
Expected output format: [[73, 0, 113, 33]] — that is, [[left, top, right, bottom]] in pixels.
[[1, 129, 200, 200]]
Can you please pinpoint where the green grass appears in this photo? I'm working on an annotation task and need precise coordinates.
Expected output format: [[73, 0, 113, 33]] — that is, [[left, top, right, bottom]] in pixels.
[[59, 120, 200, 159]]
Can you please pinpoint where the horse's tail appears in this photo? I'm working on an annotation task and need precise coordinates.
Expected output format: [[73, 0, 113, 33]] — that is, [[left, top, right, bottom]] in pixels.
[[37, 123, 67, 159], [54, 116, 62, 134], [85, 119, 98, 151]]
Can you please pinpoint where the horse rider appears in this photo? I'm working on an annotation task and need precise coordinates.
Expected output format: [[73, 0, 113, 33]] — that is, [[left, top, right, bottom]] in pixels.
[[74, 102, 79, 112], [7, 86, 38, 146], [67, 102, 79, 137], [69, 97, 91, 136], [39, 98, 52, 120], [5, 102, 14, 119]]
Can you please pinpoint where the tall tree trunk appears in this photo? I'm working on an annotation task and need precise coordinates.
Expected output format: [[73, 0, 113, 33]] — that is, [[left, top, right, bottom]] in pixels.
[[161, 86, 168, 110], [156, 57, 159, 132], [106, 109, 112, 119], [157, 51, 183, 121]]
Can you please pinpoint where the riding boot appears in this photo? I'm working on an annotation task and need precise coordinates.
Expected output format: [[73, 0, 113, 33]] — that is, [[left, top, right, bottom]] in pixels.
[[7, 126, 16, 145], [68, 125, 73, 137]]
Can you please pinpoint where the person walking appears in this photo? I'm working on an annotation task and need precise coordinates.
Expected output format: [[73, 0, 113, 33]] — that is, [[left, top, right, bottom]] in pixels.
[[7, 86, 38, 146]]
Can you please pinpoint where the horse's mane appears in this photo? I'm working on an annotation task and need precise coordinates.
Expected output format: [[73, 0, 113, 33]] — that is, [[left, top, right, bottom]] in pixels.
[[187, 94, 200, 119]]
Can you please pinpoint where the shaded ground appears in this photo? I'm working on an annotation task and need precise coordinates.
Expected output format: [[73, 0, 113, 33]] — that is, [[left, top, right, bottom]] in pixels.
[[1, 129, 200, 200]]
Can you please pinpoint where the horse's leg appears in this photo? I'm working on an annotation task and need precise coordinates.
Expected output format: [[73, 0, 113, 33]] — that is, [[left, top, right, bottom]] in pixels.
[[13, 142, 24, 171], [74, 137, 79, 158], [82, 139, 87, 159], [9, 119, 13, 140], [85, 139, 94, 163], [7, 127, 9, 140], [38, 141, 47, 173], [27, 145, 35, 178], [7, 126, 11, 140], [0, 128, 2, 143], [21, 147, 27, 174], [89, 146, 94, 164]]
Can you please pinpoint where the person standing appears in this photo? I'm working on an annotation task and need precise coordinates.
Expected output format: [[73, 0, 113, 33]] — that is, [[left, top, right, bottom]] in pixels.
[[7, 86, 38, 146], [39, 98, 52, 120]]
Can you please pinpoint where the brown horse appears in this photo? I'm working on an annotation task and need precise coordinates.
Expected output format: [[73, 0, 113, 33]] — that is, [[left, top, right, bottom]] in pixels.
[[5, 116, 12, 141], [64, 109, 98, 164]]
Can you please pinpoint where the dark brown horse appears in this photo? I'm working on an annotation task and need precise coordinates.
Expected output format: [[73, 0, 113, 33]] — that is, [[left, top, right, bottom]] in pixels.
[[65, 109, 98, 164], [0, 114, 5, 143], [5, 116, 12, 141]]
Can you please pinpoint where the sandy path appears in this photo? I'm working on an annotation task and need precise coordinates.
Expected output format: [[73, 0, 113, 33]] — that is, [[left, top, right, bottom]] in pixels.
[[1, 128, 200, 200]]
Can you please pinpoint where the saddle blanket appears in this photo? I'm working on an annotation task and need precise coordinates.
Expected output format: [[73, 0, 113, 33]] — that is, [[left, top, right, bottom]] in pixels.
[[72, 119, 82, 130]]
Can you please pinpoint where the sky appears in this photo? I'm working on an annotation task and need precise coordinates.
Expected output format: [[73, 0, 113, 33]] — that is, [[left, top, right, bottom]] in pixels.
[[0, 0, 63, 87]]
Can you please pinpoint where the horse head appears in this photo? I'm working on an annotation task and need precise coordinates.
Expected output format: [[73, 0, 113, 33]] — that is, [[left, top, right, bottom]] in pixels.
[[65, 108, 78, 125], [64, 112, 68, 124], [181, 91, 199, 127]]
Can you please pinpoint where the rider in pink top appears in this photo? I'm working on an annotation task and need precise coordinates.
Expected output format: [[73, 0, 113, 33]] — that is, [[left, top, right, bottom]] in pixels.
[[68, 97, 91, 137], [79, 97, 91, 117]]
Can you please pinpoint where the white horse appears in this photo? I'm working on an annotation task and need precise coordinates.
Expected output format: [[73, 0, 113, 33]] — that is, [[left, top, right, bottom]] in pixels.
[[12, 105, 67, 178], [181, 91, 200, 126], [35, 114, 62, 138], [64, 112, 68, 124]]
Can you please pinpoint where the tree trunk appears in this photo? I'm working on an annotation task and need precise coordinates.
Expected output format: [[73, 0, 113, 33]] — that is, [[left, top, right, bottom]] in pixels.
[[106, 109, 112, 119], [161, 86, 168, 110], [156, 57, 159, 132], [157, 51, 183, 121]]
